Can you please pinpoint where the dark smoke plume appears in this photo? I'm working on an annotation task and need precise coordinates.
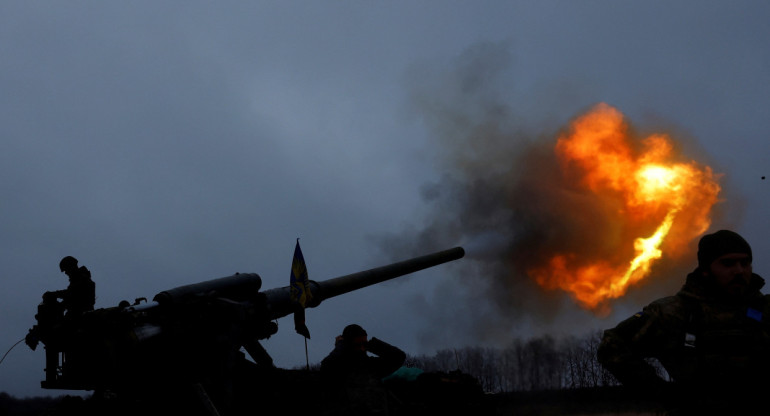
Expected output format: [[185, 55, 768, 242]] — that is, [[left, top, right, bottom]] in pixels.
[[375, 42, 723, 350]]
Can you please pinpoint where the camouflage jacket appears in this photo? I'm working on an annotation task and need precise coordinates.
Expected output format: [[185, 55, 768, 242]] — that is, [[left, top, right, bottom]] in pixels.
[[598, 269, 770, 393]]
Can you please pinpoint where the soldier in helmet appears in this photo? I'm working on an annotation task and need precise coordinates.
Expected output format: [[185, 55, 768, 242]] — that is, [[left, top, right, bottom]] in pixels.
[[597, 230, 769, 414], [46, 256, 95, 316], [26, 256, 97, 384], [321, 324, 406, 415]]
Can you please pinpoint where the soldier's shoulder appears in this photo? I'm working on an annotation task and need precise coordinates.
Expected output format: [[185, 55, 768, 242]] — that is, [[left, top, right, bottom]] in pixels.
[[643, 295, 692, 321], [320, 347, 346, 369], [646, 295, 684, 311]]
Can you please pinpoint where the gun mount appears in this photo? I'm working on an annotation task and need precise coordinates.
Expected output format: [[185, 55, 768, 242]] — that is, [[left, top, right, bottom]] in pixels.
[[26, 247, 464, 415]]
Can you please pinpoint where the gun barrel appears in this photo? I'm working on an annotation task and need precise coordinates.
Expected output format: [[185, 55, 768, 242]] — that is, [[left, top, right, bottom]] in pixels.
[[263, 246, 464, 320], [312, 246, 464, 302], [153, 273, 263, 304]]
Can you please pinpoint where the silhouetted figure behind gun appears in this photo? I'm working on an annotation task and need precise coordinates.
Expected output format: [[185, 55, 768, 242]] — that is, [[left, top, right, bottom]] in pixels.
[[26, 256, 95, 387], [321, 324, 406, 416], [49, 256, 95, 316]]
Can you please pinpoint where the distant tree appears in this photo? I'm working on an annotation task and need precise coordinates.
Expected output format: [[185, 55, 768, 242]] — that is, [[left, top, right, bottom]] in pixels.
[[562, 331, 616, 388], [454, 346, 499, 392]]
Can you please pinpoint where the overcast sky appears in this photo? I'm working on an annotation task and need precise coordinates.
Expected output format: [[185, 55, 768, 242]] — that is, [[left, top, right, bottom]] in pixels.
[[2, 1, 769, 398]]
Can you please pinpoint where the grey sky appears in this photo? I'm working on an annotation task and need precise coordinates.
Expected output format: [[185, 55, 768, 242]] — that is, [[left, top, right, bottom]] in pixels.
[[1, 1, 769, 398]]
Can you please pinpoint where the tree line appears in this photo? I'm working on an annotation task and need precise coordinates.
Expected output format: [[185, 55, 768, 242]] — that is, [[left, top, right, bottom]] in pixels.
[[403, 330, 627, 393]]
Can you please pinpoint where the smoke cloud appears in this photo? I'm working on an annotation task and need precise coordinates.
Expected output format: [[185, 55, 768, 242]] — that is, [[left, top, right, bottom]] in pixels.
[[376, 42, 725, 350]]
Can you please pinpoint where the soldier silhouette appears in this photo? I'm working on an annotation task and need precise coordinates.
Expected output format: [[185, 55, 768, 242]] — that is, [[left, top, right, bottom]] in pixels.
[[598, 230, 769, 415], [47, 256, 95, 316], [321, 324, 406, 415]]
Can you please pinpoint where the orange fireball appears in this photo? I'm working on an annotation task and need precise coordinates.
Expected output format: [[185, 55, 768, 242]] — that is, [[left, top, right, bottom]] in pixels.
[[528, 103, 721, 313]]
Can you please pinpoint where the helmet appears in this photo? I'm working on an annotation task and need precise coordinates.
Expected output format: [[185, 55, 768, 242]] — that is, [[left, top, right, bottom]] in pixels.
[[342, 324, 367, 339], [59, 256, 79, 273]]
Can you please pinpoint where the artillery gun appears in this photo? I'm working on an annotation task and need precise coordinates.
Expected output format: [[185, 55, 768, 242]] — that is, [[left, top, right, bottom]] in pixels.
[[26, 247, 465, 415]]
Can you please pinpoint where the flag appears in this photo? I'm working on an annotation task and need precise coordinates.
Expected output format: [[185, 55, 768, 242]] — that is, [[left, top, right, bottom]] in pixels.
[[290, 239, 312, 339]]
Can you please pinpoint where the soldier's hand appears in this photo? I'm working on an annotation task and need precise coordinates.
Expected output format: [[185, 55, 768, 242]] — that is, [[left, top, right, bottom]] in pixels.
[[25, 328, 39, 351], [43, 291, 58, 302]]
